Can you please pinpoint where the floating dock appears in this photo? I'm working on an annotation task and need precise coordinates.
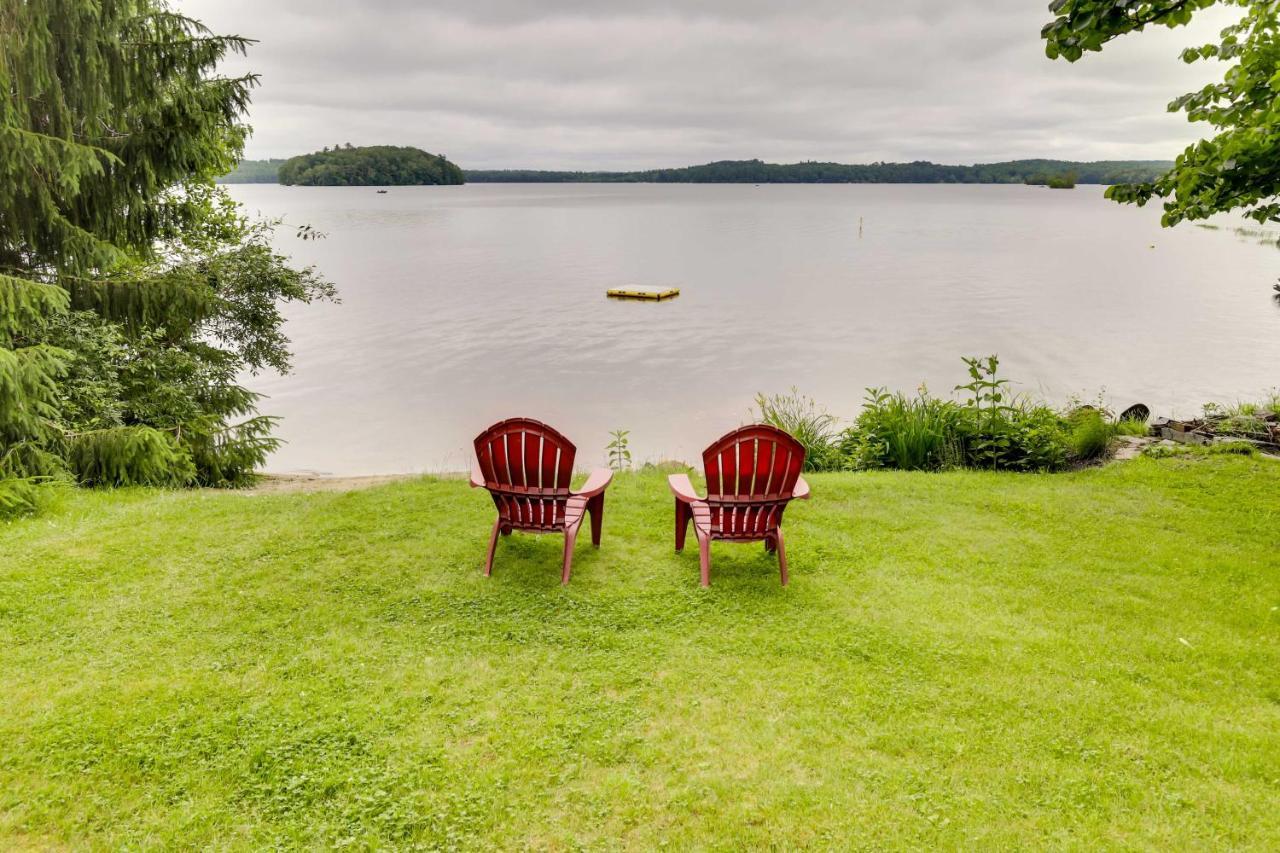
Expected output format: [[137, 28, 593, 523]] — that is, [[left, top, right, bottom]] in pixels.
[[606, 288, 680, 301]]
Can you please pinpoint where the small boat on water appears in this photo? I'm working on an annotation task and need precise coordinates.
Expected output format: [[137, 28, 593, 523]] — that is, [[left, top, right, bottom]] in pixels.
[[606, 288, 680, 301], [376, 189, 388, 194]]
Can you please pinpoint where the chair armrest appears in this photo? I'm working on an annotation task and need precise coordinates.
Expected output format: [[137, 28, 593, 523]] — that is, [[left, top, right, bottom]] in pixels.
[[668, 473, 702, 503], [470, 463, 486, 489], [573, 468, 613, 499], [793, 475, 811, 500]]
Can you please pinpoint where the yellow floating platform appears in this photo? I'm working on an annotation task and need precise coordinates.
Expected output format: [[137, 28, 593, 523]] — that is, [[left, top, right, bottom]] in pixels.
[[606, 288, 680, 301]]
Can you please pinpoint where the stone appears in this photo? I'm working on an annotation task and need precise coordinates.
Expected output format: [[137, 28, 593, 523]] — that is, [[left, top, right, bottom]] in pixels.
[[1112, 435, 1156, 461]]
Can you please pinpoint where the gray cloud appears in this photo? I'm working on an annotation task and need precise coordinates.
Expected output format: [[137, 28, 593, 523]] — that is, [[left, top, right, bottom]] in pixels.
[[182, 0, 1239, 169]]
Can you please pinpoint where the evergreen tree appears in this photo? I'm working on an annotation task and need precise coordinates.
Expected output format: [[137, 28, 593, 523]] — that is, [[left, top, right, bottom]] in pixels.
[[1, 1, 331, 511]]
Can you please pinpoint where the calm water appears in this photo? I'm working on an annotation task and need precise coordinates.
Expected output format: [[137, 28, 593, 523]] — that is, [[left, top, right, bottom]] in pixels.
[[227, 183, 1280, 475]]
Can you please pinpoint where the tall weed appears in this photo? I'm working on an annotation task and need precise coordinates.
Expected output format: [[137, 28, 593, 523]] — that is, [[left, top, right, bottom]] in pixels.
[[1066, 408, 1112, 461], [954, 355, 1068, 471], [752, 388, 839, 471]]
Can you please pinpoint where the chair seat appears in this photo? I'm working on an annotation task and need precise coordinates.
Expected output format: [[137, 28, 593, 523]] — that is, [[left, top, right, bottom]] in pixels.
[[502, 494, 588, 533], [689, 502, 780, 541]]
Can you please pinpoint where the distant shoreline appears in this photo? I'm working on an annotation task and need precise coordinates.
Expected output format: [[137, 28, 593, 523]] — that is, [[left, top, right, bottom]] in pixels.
[[218, 157, 1170, 186]]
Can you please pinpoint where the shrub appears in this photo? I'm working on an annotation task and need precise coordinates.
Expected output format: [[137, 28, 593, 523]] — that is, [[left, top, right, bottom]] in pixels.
[[752, 388, 839, 471], [0, 478, 40, 519], [184, 416, 282, 489], [1209, 440, 1257, 456], [758, 359, 1267, 476], [1205, 391, 1280, 419], [1202, 394, 1280, 447], [836, 358, 1077, 473], [954, 356, 1069, 471], [1066, 408, 1113, 461], [966, 401, 1068, 471], [1114, 417, 1150, 437], [67, 427, 196, 488], [1145, 440, 1256, 460], [840, 387, 964, 471]]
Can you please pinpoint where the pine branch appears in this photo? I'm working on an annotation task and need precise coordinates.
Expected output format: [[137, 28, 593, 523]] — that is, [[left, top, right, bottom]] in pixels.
[[0, 126, 122, 166]]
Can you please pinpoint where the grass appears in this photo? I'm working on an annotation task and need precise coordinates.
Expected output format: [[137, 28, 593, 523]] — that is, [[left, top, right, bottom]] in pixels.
[[1, 457, 1278, 848]]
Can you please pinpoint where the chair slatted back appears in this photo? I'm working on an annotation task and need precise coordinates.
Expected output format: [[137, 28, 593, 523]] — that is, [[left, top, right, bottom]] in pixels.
[[702, 425, 806, 540], [474, 418, 576, 531]]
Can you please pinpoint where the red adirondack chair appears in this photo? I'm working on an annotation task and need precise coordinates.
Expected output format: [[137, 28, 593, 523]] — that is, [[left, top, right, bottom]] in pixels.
[[470, 418, 612, 584], [669, 424, 810, 587]]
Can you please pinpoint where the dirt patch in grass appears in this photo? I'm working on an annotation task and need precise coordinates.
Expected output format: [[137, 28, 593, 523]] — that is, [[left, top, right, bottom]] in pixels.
[[245, 472, 418, 494]]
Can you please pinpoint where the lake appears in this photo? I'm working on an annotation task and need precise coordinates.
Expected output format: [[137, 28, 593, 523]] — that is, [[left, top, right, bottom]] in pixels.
[[226, 183, 1280, 475]]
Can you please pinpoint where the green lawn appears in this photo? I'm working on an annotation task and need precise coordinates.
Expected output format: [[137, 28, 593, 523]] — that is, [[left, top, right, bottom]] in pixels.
[[1, 456, 1278, 849]]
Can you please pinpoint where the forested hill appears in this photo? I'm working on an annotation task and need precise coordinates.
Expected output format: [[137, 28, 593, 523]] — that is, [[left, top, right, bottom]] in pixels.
[[219, 156, 1171, 185], [464, 159, 1171, 185], [274, 145, 465, 186], [217, 158, 286, 183]]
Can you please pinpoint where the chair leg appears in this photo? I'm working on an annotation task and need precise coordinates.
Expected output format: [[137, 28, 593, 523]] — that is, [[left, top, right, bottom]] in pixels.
[[764, 533, 776, 554], [483, 517, 501, 576], [587, 494, 604, 547], [696, 530, 711, 587], [562, 522, 581, 585], [774, 527, 789, 586], [675, 500, 690, 551]]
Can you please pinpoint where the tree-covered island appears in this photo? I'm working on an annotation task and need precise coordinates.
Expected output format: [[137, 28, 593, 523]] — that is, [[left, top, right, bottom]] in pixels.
[[277, 145, 465, 186]]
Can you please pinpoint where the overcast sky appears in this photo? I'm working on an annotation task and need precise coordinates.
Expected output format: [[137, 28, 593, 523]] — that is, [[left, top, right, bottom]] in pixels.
[[181, 0, 1237, 170]]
